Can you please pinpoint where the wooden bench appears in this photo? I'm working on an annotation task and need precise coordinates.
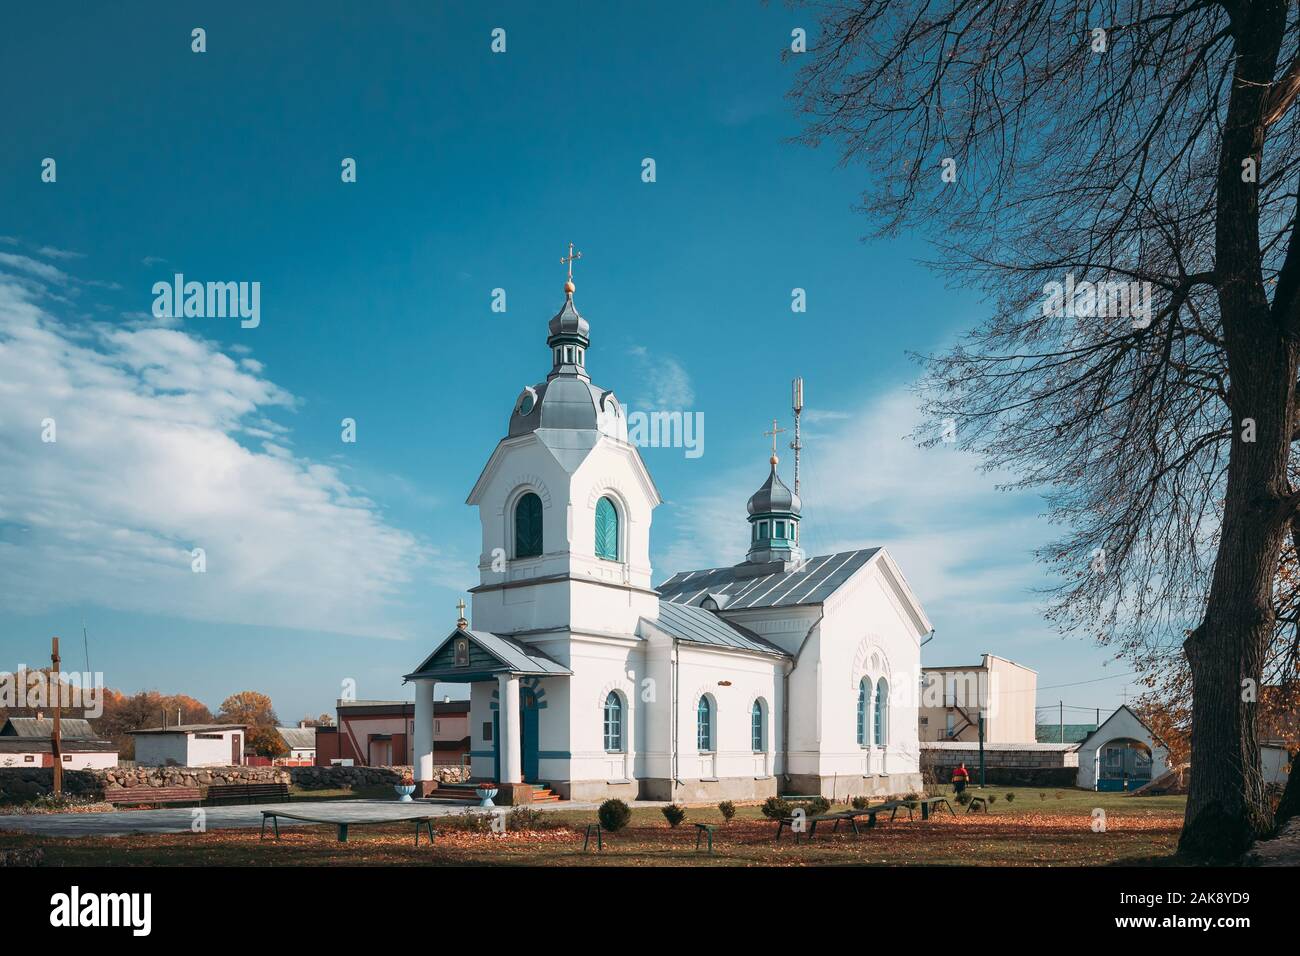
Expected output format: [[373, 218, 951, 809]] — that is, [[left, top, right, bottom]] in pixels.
[[966, 795, 988, 813], [694, 823, 718, 854], [901, 796, 956, 820], [260, 810, 436, 846], [105, 787, 202, 808], [206, 782, 291, 805], [582, 823, 603, 851], [774, 802, 909, 842]]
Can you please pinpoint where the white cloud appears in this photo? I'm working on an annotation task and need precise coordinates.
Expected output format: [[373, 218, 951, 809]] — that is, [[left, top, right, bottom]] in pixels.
[[628, 347, 695, 410], [0, 275, 434, 639], [0, 253, 70, 285], [35, 246, 85, 261]]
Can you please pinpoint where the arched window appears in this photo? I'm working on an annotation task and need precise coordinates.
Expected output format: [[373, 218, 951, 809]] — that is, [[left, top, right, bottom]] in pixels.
[[514, 492, 543, 558], [696, 696, 713, 752], [751, 700, 765, 752], [595, 496, 619, 560], [856, 678, 869, 746], [603, 692, 623, 752], [874, 677, 888, 746]]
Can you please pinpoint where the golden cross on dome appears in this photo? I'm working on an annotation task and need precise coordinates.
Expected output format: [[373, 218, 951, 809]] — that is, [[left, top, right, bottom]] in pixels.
[[765, 418, 786, 460], [456, 598, 467, 628], [560, 241, 582, 292]]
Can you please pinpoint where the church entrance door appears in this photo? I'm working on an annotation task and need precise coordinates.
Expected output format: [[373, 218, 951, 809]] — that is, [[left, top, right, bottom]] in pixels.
[[521, 690, 540, 782]]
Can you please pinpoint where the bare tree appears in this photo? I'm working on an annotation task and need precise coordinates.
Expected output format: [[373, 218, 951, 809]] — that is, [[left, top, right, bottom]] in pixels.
[[790, 0, 1300, 859]]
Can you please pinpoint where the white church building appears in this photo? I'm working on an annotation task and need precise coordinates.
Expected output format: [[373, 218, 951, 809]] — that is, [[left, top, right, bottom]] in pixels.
[[405, 263, 932, 802]]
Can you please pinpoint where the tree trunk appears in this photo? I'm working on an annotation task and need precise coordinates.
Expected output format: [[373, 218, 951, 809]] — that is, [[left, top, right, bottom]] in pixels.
[[1180, 0, 1294, 861]]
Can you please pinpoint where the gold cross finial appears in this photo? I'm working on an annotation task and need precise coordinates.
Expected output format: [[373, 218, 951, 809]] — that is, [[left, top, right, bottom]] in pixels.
[[560, 242, 582, 294], [765, 418, 786, 465], [456, 598, 467, 629]]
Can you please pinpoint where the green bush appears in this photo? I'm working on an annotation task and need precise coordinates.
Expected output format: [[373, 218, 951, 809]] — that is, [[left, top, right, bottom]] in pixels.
[[851, 795, 870, 810], [661, 804, 687, 827], [1005, 792, 1016, 802], [444, 809, 493, 832], [597, 798, 632, 832], [987, 794, 998, 805], [807, 796, 831, 816], [761, 796, 793, 819], [507, 806, 557, 831], [717, 800, 736, 821], [955, 790, 972, 805]]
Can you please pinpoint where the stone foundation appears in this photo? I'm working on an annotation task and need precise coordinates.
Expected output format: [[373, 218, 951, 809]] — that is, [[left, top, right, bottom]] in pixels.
[[785, 772, 925, 800], [563, 778, 639, 802], [639, 775, 779, 803]]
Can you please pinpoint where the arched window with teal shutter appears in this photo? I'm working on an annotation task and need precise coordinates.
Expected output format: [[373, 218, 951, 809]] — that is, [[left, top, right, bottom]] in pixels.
[[751, 699, 764, 752], [856, 678, 868, 747], [514, 492, 543, 558], [696, 696, 712, 752], [603, 691, 623, 752], [874, 677, 888, 746], [595, 496, 619, 560]]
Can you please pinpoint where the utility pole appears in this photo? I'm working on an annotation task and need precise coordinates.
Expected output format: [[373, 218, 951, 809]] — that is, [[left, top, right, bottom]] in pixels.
[[790, 377, 804, 495], [1059, 700, 1064, 743], [51, 637, 62, 798]]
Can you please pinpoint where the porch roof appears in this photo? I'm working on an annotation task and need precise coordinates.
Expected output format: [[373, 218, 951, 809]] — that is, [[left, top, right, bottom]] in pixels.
[[403, 628, 572, 683]]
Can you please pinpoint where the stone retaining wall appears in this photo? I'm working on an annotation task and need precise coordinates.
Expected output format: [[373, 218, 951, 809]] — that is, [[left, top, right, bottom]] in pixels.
[[921, 745, 1079, 787], [0, 762, 471, 803], [0, 765, 290, 802], [288, 764, 466, 790]]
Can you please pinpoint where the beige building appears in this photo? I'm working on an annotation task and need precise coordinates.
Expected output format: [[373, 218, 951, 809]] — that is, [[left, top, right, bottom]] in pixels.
[[919, 654, 1037, 744]]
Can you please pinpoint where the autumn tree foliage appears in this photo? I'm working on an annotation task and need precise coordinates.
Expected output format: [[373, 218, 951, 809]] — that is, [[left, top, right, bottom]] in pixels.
[[791, 0, 1300, 859], [216, 690, 279, 730]]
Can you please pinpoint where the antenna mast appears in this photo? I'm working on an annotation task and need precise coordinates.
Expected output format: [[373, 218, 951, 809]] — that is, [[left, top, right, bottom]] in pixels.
[[790, 377, 804, 495]]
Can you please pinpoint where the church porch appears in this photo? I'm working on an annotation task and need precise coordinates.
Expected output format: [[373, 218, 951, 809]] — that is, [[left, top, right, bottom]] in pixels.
[[404, 627, 572, 801]]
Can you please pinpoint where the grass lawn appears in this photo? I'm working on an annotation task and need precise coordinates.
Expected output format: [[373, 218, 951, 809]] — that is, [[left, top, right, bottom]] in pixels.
[[0, 786, 1189, 866]]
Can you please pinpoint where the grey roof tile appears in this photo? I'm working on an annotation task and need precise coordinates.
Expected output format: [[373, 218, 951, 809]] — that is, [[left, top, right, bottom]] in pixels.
[[649, 602, 790, 657], [657, 549, 879, 609]]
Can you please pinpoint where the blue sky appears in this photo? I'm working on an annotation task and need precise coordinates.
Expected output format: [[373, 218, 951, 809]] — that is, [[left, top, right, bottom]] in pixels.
[[0, 2, 1135, 726]]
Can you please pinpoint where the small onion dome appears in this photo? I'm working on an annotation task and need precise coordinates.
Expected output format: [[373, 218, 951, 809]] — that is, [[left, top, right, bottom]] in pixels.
[[548, 291, 589, 343], [747, 460, 801, 515]]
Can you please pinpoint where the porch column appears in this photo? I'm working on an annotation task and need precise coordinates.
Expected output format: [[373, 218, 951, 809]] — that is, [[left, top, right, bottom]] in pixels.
[[413, 679, 434, 784], [499, 673, 522, 784]]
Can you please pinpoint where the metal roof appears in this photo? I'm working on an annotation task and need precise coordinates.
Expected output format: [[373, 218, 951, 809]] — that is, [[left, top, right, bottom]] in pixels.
[[129, 723, 246, 735], [405, 629, 572, 681], [657, 549, 880, 610], [1, 717, 98, 739], [0, 738, 119, 754], [650, 602, 790, 658], [275, 727, 317, 751]]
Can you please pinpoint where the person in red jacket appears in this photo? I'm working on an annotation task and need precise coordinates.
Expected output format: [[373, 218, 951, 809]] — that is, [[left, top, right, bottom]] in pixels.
[[952, 762, 971, 796]]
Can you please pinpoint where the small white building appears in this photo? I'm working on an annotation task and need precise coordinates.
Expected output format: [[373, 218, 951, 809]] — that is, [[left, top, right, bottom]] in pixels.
[[275, 726, 317, 762], [1076, 706, 1169, 791], [1262, 742, 1292, 789], [0, 739, 119, 770], [0, 716, 119, 769], [131, 724, 247, 768]]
